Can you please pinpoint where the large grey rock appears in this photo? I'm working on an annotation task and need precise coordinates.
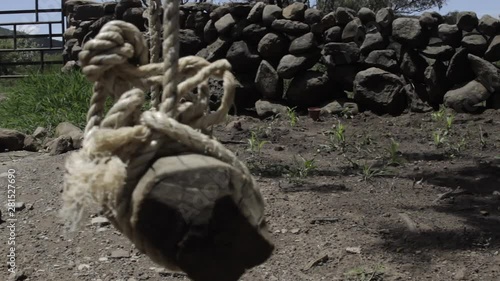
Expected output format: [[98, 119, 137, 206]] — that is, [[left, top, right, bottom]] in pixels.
[[438, 24, 462, 47], [357, 7, 375, 25], [257, 33, 288, 61], [64, 0, 99, 14], [203, 20, 218, 44], [468, 54, 500, 93], [310, 22, 325, 35], [0, 129, 26, 152], [194, 11, 210, 36], [322, 42, 360, 67], [115, 0, 141, 20], [387, 40, 403, 61], [285, 71, 335, 108], [461, 33, 488, 56], [230, 19, 249, 40], [226, 41, 260, 73], [427, 37, 444, 46], [324, 26, 342, 43], [353, 67, 407, 115], [215, 13, 236, 34], [419, 12, 443, 30], [209, 5, 230, 22], [364, 50, 398, 72], [321, 12, 336, 29], [282, 2, 306, 21], [320, 101, 359, 116], [289, 32, 317, 55], [277, 53, 318, 79], [457, 11, 479, 32], [419, 12, 437, 30], [179, 29, 204, 57], [335, 7, 356, 26], [242, 24, 268, 45], [400, 84, 433, 113], [342, 18, 365, 45], [55, 122, 83, 149], [424, 61, 449, 106], [247, 2, 265, 23], [48, 136, 74, 156], [196, 38, 231, 62], [446, 48, 475, 84], [262, 5, 282, 26], [360, 32, 386, 54], [375, 7, 394, 28], [400, 50, 428, 82], [304, 8, 322, 25], [271, 19, 310, 35], [227, 3, 252, 18], [255, 61, 283, 100], [444, 80, 491, 113], [255, 100, 288, 117], [421, 45, 455, 61], [485, 35, 500, 62], [74, 3, 104, 20], [103, 1, 116, 14], [392, 18, 426, 48], [478, 15, 500, 36], [123, 7, 145, 31]]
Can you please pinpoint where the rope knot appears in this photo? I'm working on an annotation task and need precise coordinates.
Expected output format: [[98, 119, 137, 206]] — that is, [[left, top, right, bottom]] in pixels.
[[78, 21, 149, 82]]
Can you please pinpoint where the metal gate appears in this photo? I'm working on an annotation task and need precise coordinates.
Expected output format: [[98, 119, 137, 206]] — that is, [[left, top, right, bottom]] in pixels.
[[0, 0, 65, 78]]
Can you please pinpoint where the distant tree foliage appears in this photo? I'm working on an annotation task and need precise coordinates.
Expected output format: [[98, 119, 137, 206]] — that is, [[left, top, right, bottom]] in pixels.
[[315, 0, 447, 14]]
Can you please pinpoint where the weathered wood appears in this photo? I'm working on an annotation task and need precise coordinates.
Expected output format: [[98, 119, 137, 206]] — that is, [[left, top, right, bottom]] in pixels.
[[123, 154, 274, 281]]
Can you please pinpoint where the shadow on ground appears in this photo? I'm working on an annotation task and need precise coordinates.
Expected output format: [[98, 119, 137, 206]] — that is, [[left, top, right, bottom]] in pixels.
[[375, 156, 500, 254]]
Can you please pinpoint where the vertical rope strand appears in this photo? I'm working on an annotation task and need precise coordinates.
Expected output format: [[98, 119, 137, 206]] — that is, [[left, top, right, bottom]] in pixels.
[[148, 0, 163, 109], [159, 0, 180, 115]]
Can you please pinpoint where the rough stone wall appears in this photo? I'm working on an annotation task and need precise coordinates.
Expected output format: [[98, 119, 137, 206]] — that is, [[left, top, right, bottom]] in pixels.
[[63, 1, 500, 115]]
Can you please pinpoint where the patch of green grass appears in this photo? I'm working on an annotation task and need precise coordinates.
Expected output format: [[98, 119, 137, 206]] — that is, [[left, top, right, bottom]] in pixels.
[[0, 69, 93, 133]]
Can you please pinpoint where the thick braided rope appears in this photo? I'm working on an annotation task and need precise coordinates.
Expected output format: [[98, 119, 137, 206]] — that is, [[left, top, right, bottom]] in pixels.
[[148, 0, 163, 109], [159, 0, 180, 115], [62, 4, 254, 232]]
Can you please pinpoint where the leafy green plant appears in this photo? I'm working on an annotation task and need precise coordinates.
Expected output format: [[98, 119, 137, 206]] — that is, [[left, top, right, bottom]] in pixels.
[[327, 121, 347, 152], [286, 106, 298, 127], [431, 106, 446, 122], [433, 130, 447, 148], [385, 138, 404, 166], [288, 155, 317, 179], [247, 131, 268, 154], [361, 162, 385, 181], [445, 115, 454, 132], [345, 264, 385, 281], [449, 137, 467, 157]]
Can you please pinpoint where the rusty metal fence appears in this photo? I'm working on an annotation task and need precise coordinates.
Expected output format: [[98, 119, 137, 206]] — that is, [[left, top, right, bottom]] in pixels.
[[0, 0, 65, 78]]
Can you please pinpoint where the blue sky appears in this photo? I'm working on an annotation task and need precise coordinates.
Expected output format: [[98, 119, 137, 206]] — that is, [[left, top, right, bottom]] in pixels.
[[0, 0, 499, 36]]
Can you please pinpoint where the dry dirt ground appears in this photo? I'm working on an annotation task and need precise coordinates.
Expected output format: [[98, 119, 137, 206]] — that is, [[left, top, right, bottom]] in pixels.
[[1, 109, 500, 281]]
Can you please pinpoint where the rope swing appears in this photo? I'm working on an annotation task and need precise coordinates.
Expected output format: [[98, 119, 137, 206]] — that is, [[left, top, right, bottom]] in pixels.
[[60, 0, 274, 280]]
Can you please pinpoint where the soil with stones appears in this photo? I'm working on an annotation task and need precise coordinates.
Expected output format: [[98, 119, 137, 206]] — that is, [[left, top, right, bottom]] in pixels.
[[1, 109, 500, 281]]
